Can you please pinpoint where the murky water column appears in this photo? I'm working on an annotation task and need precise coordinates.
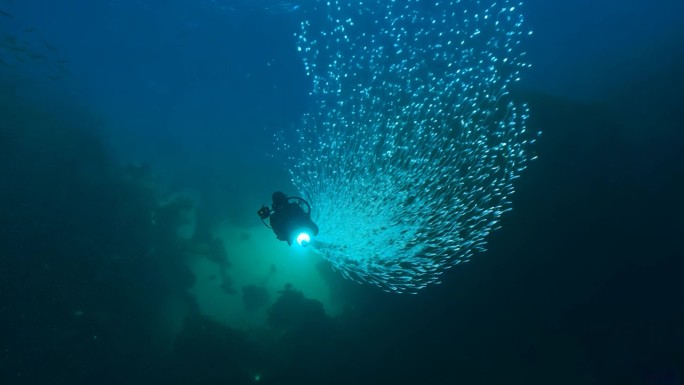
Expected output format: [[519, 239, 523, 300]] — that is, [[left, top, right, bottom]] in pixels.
[[279, 0, 535, 293]]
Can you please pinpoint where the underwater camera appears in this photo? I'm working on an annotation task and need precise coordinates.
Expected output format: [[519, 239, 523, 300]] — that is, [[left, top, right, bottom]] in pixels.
[[257, 205, 271, 220]]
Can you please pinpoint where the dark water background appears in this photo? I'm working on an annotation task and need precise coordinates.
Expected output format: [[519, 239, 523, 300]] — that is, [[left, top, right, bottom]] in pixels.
[[1, 0, 683, 384]]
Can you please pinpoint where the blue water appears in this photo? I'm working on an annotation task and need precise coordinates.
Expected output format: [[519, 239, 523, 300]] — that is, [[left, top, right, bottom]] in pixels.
[[1, 0, 682, 384]]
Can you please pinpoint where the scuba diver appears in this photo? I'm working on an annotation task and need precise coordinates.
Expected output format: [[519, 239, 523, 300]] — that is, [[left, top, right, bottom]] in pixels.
[[257, 191, 319, 246]]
